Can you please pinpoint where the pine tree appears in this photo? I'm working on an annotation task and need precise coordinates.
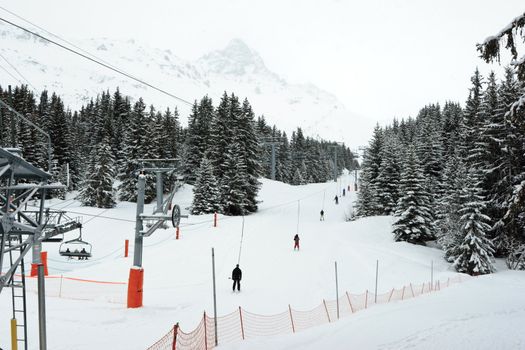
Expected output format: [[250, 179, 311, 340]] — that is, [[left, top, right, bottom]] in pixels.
[[376, 135, 401, 215], [119, 98, 147, 202], [392, 147, 435, 244], [80, 137, 116, 208], [220, 142, 247, 216], [238, 98, 261, 212], [355, 125, 383, 216], [191, 157, 221, 214], [438, 154, 468, 262], [453, 170, 495, 275]]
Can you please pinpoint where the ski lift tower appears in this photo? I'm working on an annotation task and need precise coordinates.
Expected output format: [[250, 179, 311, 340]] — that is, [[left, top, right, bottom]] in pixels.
[[0, 98, 68, 350], [0, 148, 66, 350], [353, 146, 366, 191], [260, 137, 283, 180], [329, 142, 344, 183], [127, 159, 188, 308]]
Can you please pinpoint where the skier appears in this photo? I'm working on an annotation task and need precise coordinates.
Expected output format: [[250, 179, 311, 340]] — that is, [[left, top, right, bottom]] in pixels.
[[320, 209, 325, 221], [80, 247, 88, 260], [348, 185, 350, 192], [231, 264, 242, 292], [294, 234, 300, 250], [342, 188, 346, 196], [334, 195, 339, 205]]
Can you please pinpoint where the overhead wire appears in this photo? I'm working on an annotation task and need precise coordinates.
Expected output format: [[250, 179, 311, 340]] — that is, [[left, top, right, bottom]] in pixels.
[[0, 16, 194, 107], [0, 61, 25, 86], [0, 6, 121, 72], [0, 52, 38, 92]]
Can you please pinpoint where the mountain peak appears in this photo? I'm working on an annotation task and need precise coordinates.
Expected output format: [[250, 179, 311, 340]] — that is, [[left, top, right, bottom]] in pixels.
[[199, 38, 269, 76]]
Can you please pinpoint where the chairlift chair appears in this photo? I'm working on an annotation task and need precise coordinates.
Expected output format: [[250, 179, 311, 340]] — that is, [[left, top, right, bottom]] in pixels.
[[59, 227, 92, 259]]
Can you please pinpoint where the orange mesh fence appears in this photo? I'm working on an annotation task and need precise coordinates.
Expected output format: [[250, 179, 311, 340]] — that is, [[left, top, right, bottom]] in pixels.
[[147, 326, 177, 350], [241, 309, 293, 338], [147, 275, 471, 350], [290, 303, 329, 332], [22, 274, 127, 304]]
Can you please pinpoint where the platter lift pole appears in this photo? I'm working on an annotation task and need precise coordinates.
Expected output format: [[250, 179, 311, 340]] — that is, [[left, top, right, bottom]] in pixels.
[[127, 160, 188, 308]]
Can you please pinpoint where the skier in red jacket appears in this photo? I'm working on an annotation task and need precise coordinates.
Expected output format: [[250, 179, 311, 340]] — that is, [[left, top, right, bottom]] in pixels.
[[294, 234, 300, 250]]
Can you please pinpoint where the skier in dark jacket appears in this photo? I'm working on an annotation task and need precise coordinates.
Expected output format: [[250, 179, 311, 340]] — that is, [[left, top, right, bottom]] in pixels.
[[334, 195, 339, 205], [294, 234, 300, 250], [232, 264, 242, 292], [320, 209, 325, 221]]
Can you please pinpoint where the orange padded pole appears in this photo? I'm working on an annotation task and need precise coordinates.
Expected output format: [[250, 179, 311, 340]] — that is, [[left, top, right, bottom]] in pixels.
[[31, 251, 48, 277], [127, 267, 144, 308]]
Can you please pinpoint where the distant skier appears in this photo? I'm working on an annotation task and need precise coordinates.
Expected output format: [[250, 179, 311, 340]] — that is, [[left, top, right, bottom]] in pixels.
[[348, 185, 351, 192], [320, 209, 325, 221], [334, 195, 339, 205], [232, 264, 242, 292], [294, 234, 300, 250], [342, 188, 346, 196]]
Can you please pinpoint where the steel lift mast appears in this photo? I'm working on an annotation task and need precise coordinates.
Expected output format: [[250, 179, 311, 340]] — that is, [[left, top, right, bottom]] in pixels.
[[0, 148, 66, 350]]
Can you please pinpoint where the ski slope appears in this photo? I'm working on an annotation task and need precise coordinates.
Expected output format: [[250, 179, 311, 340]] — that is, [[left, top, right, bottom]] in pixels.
[[1, 172, 524, 349]]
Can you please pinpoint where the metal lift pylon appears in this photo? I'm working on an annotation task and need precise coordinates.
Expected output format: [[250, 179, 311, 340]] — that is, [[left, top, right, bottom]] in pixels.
[[127, 159, 187, 308], [0, 148, 67, 350]]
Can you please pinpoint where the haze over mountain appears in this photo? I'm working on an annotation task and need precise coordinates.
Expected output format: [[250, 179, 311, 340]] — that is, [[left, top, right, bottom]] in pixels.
[[0, 23, 372, 149]]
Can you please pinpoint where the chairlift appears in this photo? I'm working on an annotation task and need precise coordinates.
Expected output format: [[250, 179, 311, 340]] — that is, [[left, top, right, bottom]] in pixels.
[[59, 227, 92, 259]]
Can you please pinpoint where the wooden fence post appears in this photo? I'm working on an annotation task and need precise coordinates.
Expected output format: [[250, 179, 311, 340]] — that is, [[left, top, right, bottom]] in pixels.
[[203, 312, 208, 350], [346, 291, 354, 313], [172, 323, 179, 350], [288, 305, 295, 333], [239, 307, 245, 340], [323, 300, 331, 323], [387, 288, 394, 302]]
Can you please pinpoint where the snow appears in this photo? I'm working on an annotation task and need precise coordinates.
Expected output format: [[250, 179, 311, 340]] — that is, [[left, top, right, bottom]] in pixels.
[[2, 172, 525, 349]]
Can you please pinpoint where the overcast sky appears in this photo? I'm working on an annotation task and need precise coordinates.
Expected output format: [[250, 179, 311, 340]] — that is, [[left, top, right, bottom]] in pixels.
[[1, 0, 524, 129]]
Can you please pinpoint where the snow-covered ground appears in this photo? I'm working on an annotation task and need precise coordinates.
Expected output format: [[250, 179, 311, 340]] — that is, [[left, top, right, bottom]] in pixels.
[[1, 172, 524, 349]]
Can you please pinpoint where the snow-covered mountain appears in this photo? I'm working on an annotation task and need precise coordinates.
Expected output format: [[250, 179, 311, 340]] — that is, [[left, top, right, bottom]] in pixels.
[[0, 22, 371, 148]]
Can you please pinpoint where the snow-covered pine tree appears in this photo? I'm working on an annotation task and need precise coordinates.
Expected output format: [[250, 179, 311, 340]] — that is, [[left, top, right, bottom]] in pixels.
[[238, 98, 261, 212], [376, 134, 401, 215], [478, 17, 525, 261], [355, 125, 383, 216], [220, 142, 248, 216], [191, 157, 221, 215], [441, 101, 464, 158], [438, 153, 468, 262], [80, 137, 116, 208], [392, 147, 435, 244], [453, 170, 495, 275], [276, 133, 292, 183], [463, 69, 484, 161], [118, 98, 147, 202], [291, 167, 305, 185], [209, 93, 234, 180]]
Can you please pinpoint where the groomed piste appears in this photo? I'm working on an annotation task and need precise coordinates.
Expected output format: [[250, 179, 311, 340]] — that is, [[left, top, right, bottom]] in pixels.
[[1, 172, 524, 350]]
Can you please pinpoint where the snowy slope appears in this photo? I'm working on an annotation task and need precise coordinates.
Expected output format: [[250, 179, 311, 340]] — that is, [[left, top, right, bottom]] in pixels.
[[2, 173, 523, 350], [0, 23, 371, 148]]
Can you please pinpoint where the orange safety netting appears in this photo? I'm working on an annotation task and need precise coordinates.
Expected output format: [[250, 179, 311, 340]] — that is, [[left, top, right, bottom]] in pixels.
[[21, 274, 127, 304], [147, 275, 469, 350]]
